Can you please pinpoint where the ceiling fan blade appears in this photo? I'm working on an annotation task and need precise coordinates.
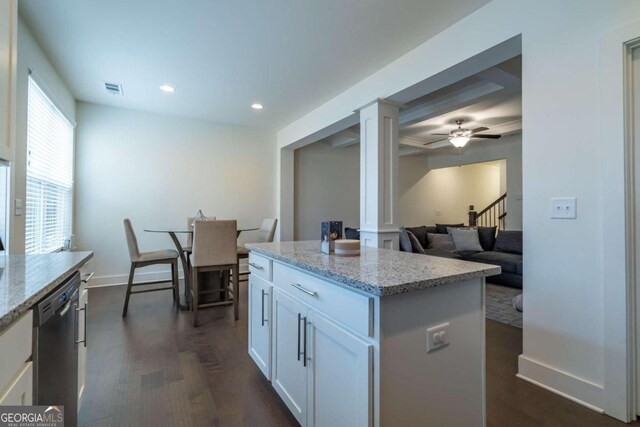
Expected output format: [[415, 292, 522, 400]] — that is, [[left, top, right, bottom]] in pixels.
[[471, 134, 501, 139], [424, 137, 449, 145], [471, 127, 489, 133], [430, 133, 450, 136]]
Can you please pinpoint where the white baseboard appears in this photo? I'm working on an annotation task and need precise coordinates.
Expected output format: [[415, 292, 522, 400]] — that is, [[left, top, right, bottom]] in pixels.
[[517, 355, 604, 413], [87, 264, 250, 288]]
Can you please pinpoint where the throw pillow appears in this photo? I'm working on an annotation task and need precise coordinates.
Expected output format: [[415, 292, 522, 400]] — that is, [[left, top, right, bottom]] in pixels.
[[448, 228, 484, 252], [494, 230, 523, 254], [406, 226, 428, 248], [398, 227, 412, 253], [406, 230, 425, 254], [477, 226, 497, 251], [436, 223, 464, 234], [345, 227, 360, 240], [426, 232, 455, 252]]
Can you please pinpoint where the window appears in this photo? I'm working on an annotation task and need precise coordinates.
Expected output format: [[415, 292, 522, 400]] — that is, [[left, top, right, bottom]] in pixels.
[[25, 76, 74, 254]]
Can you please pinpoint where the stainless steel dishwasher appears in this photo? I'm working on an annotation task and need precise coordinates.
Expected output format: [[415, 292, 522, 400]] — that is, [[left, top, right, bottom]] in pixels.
[[33, 271, 83, 427]]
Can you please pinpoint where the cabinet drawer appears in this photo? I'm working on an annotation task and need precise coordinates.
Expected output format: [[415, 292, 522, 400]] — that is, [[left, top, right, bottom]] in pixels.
[[0, 362, 33, 405], [248, 253, 272, 282], [0, 311, 33, 393], [273, 262, 373, 337]]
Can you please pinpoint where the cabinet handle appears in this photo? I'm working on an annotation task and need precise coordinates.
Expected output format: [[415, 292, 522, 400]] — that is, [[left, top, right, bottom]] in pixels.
[[303, 316, 308, 367], [261, 290, 267, 326], [297, 313, 302, 362], [291, 283, 318, 297], [81, 272, 94, 284], [76, 303, 87, 347], [249, 262, 264, 270]]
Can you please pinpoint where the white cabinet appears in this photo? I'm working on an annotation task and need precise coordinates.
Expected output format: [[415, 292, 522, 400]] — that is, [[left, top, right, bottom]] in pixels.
[[0, 310, 33, 406], [306, 312, 372, 427], [248, 275, 271, 379], [78, 285, 88, 405], [272, 288, 308, 425], [270, 280, 372, 427]]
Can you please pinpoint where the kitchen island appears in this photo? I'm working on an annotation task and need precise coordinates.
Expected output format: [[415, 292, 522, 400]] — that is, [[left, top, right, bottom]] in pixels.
[[0, 251, 93, 410], [245, 241, 500, 427]]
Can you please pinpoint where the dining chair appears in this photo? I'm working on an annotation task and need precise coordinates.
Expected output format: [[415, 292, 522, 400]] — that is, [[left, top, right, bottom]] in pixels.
[[122, 218, 180, 317], [184, 215, 216, 255], [190, 220, 239, 326], [236, 218, 278, 284]]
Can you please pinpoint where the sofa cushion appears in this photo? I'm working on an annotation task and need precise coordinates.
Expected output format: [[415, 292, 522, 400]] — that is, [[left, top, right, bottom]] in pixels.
[[427, 233, 455, 252], [398, 227, 412, 253], [516, 260, 523, 276], [467, 251, 522, 274], [436, 223, 464, 234], [424, 249, 464, 260], [477, 226, 497, 251], [494, 230, 523, 254], [448, 228, 483, 252], [406, 230, 425, 254], [406, 226, 428, 248]]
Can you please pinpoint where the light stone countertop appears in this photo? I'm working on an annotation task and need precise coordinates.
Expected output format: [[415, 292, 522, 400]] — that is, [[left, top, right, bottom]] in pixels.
[[245, 241, 501, 297], [0, 251, 94, 331]]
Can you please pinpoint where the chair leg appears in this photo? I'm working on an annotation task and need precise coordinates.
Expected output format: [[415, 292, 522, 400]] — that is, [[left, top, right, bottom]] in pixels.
[[122, 263, 136, 317], [171, 260, 179, 305], [192, 267, 199, 327], [231, 264, 239, 321]]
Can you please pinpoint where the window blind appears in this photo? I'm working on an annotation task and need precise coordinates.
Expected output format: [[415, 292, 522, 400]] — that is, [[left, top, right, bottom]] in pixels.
[[25, 76, 74, 254]]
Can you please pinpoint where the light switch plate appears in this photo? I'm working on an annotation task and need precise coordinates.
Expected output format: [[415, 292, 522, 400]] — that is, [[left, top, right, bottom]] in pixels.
[[14, 199, 22, 216], [426, 322, 450, 353], [550, 197, 577, 219]]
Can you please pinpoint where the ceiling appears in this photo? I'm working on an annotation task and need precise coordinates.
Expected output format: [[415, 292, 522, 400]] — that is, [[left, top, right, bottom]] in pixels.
[[19, 0, 491, 130], [322, 56, 522, 156]]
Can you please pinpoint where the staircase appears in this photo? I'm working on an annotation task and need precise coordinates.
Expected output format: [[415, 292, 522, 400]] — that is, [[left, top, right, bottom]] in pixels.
[[468, 193, 507, 230]]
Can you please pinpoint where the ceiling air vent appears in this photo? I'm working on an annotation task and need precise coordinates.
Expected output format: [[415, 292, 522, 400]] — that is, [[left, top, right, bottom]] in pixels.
[[103, 82, 123, 96]]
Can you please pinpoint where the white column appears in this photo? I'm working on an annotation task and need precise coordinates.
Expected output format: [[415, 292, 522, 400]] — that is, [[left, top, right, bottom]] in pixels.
[[359, 99, 400, 249]]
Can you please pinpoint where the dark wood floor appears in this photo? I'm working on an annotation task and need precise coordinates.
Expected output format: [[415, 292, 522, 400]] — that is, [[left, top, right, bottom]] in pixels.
[[80, 284, 633, 427]]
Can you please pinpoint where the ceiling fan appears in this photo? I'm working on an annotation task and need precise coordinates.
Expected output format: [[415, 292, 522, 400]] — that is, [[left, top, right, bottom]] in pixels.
[[425, 119, 501, 148]]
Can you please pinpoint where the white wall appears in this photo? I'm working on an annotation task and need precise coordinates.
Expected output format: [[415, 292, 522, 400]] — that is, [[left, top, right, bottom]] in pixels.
[[399, 159, 505, 227], [275, 0, 640, 418], [13, 16, 75, 254], [426, 134, 522, 230], [75, 103, 277, 285], [294, 141, 359, 240]]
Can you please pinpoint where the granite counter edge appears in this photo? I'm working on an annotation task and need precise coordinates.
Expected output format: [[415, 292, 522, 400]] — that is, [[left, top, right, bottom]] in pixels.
[[0, 252, 94, 332], [246, 246, 501, 297]]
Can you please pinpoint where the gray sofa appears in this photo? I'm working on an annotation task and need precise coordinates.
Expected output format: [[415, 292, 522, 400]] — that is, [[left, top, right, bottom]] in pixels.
[[401, 225, 523, 289]]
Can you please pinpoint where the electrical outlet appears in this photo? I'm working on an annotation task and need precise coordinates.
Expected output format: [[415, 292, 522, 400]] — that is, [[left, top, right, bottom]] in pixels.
[[426, 322, 450, 353], [435, 210, 442, 216]]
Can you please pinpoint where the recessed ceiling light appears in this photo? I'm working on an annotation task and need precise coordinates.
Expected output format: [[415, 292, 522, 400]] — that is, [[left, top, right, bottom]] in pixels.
[[251, 103, 264, 110], [160, 84, 175, 93]]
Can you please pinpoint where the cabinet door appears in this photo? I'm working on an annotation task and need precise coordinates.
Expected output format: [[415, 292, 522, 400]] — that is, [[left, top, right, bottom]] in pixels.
[[0, 362, 32, 405], [307, 312, 372, 427], [272, 288, 308, 426], [78, 287, 88, 405], [0, 0, 16, 160], [248, 275, 271, 379]]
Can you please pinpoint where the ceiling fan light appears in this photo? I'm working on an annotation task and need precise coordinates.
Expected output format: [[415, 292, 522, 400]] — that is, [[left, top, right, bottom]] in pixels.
[[450, 136, 470, 148]]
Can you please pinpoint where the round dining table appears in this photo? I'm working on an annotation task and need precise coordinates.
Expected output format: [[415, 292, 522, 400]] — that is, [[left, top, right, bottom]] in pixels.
[[144, 227, 259, 310]]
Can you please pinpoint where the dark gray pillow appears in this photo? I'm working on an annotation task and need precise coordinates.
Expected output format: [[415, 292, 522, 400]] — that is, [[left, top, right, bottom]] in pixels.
[[406, 226, 428, 248], [406, 230, 425, 254], [477, 226, 497, 251], [436, 223, 464, 234], [427, 232, 455, 252], [494, 230, 522, 254], [345, 227, 360, 240], [398, 227, 412, 253]]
